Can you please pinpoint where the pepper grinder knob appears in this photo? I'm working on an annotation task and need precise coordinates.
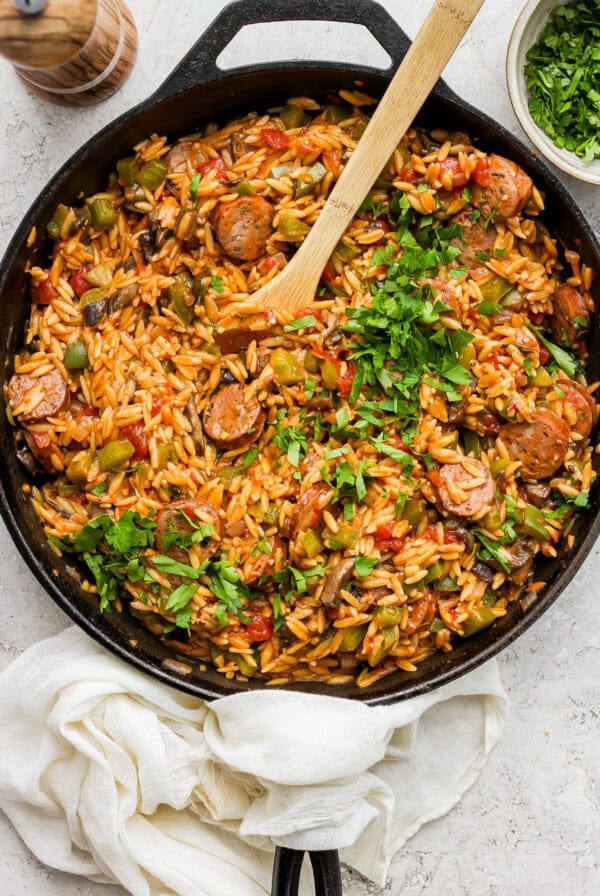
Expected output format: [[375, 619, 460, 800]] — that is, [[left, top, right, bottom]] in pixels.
[[0, 0, 137, 105]]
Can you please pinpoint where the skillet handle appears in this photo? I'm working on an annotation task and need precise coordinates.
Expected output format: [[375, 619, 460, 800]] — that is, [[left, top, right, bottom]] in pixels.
[[272, 847, 343, 896], [151, 0, 454, 102]]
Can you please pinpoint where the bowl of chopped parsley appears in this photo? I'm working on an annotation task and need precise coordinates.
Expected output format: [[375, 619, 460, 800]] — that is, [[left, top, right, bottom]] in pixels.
[[507, 0, 600, 184]]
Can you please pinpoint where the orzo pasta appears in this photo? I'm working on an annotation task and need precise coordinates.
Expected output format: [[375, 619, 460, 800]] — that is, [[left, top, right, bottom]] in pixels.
[[7, 91, 596, 688]]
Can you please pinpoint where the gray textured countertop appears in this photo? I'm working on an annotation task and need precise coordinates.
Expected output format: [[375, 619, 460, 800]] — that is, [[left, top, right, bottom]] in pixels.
[[0, 1, 599, 894]]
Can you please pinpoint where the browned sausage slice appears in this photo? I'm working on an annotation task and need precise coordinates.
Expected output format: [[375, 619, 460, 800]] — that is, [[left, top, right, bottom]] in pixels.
[[202, 383, 265, 450], [289, 482, 333, 540], [550, 284, 590, 348], [405, 590, 436, 634], [561, 379, 596, 439], [437, 459, 494, 518], [499, 407, 569, 480], [211, 196, 274, 261], [450, 210, 497, 267], [7, 368, 69, 422], [156, 498, 221, 562], [213, 309, 277, 354], [472, 154, 533, 220]]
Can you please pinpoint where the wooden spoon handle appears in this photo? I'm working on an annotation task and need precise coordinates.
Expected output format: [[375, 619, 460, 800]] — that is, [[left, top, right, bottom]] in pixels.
[[269, 0, 484, 310]]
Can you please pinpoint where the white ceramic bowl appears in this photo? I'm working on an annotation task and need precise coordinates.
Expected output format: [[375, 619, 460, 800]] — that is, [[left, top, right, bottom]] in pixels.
[[506, 0, 600, 185]]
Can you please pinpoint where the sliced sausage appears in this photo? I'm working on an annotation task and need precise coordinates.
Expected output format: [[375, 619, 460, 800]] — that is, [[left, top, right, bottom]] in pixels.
[[550, 284, 590, 348], [156, 498, 221, 562], [405, 590, 436, 634], [437, 459, 494, 518], [202, 383, 265, 450], [499, 407, 569, 480], [213, 309, 277, 354], [472, 154, 533, 220], [289, 482, 333, 540], [243, 536, 286, 585], [165, 141, 205, 174], [450, 209, 497, 267], [211, 196, 274, 261], [561, 379, 596, 439], [7, 368, 69, 423]]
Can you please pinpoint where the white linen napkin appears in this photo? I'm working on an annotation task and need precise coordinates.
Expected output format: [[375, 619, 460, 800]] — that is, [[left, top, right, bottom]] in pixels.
[[0, 626, 508, 895]]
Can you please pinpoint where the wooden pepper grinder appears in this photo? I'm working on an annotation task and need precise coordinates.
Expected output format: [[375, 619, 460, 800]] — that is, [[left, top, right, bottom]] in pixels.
[[0, 0, 138, 105]]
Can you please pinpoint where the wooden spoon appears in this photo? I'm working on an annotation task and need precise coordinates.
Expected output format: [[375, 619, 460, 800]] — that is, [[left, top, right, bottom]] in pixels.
[[254, 0, 485, 314]]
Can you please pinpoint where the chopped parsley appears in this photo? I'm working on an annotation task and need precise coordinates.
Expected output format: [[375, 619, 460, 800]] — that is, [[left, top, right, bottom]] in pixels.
[[189, 172, 202, 208], [343, 195, 474, 428], [525, 0, 600, 161], [273, 418, 308, 466], [284, 314, 316, 332]]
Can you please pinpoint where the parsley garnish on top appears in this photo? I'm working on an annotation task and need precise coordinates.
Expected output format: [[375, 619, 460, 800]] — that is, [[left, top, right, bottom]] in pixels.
[[343, 192, 473, 426], [49, 509, 249, 631]]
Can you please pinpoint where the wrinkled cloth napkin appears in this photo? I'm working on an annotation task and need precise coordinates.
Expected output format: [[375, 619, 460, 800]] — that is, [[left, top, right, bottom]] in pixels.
[[0, 627, 508, 895]]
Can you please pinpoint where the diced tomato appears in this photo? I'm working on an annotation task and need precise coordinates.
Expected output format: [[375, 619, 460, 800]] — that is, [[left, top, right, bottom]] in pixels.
[[73, 403, 99, 425], [245, 614, 273, 642], [427, 469, 442, 488], [328, 606, 340, 619], [539, 345, 550, 365], [488, 352, 503, 370], [399, 166, 417, 183], [481, 412, 501, 434], [294, 306, 321, 321], [151, 394, 168, 417], [421, 525, 439, 542], [374, 522, 404, 553], [260, 127, 289, 151], [71, 490, 88, 506], [30, 277, 59, 305], [393, 438, 416, 459], [320, 262, 337, 285], [439, 158, 467, 187], [293, 138, 320, 154], [323, 148, 341, 172], [259, 255, 279, 274], [443, 529, 464, 545], [528, 310, 545, 326], [471, 157, 490, 187], [337, 361, 356, 398], [69, 265, 92, 298], [121, 421, 149, 462], [198, 157, 229, 181]]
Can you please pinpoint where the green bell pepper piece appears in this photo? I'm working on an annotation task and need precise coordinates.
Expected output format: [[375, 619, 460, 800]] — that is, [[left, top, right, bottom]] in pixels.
[[47, 204, 69, 240], [461, 606, 495, 637], [63, 341, 89, 370], [116, 156, 139, 186], [295, 162, 327, 198], [270, 347, 303, 385], [137, 159, 167, 189], [89, 199, 117, 231], [98, 439, 135, 471]]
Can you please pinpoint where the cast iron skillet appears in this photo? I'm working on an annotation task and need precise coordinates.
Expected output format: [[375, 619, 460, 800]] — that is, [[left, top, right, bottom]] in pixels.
[[1, 1, 599, 892]]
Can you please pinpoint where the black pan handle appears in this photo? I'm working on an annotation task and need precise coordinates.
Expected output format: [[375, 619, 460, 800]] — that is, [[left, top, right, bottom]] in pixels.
[[152, 0, 436, 103], [272, 847, 343, 896]]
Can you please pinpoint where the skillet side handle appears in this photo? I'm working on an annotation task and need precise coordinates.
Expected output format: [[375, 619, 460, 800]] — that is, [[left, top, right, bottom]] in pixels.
[[151, 0, 415, 102], [271, 847, 343, 896]]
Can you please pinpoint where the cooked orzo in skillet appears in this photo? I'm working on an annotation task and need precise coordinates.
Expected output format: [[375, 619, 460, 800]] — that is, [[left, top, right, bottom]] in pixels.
[[8, 90, 597, 687]]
